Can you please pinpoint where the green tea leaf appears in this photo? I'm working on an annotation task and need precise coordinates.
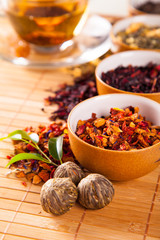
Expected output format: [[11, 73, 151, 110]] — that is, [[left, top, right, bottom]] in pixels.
[[0, 137, 8, 141], [8, 130, 32, 140], [0, 130, 39, 143], [6, 153, 50, 167], [8, 134, 22, 140], [48, 135, 63, 162]]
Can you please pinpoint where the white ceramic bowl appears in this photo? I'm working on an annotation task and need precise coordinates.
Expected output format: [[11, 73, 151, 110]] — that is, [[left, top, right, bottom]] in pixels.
[[95, 50, 160, 103], [110, 14, 160, 52], [68, 94, 160, 181]]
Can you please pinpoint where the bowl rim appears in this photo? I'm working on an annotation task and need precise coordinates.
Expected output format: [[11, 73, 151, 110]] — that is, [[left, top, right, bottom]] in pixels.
[[95, 50, 160, 96], [110, 14, 160, 52], [68, 93, 160, 154], [111, 14, 160, 33], [129, 0, 160, 15]]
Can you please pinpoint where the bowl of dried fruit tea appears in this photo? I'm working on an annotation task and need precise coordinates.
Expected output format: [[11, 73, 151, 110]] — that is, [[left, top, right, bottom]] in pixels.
[[68, 94, 160, 181], [129, 0, 160, 15], [95, 50, 160, 103], [110, 14, 160, 52]]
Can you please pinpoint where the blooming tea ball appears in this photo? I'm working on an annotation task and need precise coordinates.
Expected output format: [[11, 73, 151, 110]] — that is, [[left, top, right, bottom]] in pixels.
[[78, 174, 114, 209], [40, 178, 78, 215], [54, 161, 85, 185]]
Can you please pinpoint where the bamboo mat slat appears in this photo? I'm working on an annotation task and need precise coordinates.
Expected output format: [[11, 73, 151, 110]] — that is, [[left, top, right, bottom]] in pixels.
[[0, 199, 22, 212], [0, 222, 9, 233], [3, 234, 36, 240], [0, 188, 34, 202], [0, 16, 160, 240], [6, 223, 75, 240]]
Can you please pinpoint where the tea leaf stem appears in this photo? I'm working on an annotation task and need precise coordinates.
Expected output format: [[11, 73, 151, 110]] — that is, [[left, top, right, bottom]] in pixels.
[[34, 143, 58, 167]]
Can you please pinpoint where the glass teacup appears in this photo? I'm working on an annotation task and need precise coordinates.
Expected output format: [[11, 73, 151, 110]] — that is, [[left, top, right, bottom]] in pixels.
[[2, 0, 88, 51]]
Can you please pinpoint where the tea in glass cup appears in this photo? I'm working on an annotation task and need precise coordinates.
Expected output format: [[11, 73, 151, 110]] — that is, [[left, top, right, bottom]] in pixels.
[[2, 0, 88, 48]]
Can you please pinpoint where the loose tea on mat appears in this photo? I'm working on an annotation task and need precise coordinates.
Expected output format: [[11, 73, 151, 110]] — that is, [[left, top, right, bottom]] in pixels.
[[45, 72, 97, 120], [6, 122, 76, 184]]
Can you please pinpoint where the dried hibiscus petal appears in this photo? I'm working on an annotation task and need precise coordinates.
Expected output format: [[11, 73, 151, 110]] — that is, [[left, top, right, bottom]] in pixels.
[[45, 73, 97, 120], [101, 63, 160, 93], [76, 124, 86, 135]]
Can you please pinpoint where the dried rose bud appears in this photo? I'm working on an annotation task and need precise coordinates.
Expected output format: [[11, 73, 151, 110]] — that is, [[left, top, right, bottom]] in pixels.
[[54, 161, 85, 185], [78, 174, 114, 209], [40, 178, 78, 215]]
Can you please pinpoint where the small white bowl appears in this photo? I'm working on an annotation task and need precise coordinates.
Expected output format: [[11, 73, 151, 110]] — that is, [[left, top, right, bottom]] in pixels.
[[68, 94, 160, 181], [95, 50, 160, 103], [110, 14, 160, 52]]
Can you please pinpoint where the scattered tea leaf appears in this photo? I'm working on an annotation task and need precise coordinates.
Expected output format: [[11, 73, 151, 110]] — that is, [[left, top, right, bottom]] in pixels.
[[0, 130, 39, 143], [48, 135, 63, 162], [6, 153, 50, 167]]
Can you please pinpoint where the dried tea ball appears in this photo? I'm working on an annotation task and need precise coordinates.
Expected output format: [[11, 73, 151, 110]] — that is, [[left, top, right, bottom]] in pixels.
[[40, 177, 78, 215], [54, 161, 85, 185], [77, 174, 114, 209]]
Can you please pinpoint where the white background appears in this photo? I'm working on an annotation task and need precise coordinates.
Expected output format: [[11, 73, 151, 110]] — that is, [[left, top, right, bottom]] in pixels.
[[0, 0, 130, 17], [88, 0, 129, 16]]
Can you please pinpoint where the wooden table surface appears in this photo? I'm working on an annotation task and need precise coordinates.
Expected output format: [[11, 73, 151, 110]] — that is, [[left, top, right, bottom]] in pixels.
[[0, 13, 160, 240]]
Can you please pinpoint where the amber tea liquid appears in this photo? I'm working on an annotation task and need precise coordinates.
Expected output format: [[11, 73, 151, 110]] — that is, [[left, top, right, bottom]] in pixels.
[[6, 0, 88, 47]]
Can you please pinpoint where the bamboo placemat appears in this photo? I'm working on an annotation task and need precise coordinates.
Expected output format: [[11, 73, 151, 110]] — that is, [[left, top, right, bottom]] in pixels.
[[0, 25, 160, 240]]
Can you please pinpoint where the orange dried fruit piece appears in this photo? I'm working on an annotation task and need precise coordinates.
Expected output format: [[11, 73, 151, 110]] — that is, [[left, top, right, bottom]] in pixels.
[[102, 137, 108, 147], [26, 173, 35, 182], [39, 162, 52, 171], [112, 108, 124, 112], [138, 135, 149, 147], [77, 120, 86, 127], [38, 170, 50, 182], [129, 122, 135, 128], [94, 118, 105, 128], [109, 134, 118, 144], [32, 175, 42, 184], [112, 125, 122, 132], [14, 142, 27, 154], [16, 171, 26, 178]]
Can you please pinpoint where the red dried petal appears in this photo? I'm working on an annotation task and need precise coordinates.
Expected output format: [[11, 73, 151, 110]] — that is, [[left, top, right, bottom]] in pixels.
[[21, 181, 27, 187], [150, 69, 158, 78], [76, 125, 85, 135], [50, 168, 55, 178], [26, 144, 35, 151]]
